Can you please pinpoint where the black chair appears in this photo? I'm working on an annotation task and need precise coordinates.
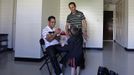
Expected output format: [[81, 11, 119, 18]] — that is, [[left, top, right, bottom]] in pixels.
[[39, 38, 52, 75]]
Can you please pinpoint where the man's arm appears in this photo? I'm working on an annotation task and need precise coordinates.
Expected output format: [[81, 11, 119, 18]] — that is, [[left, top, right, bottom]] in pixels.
[[45, 33, 57, 42], [82, 19, 88, 40], [46, 28, 61, 42], [42, 28, 61, 42], [65, 22, 70, 34]]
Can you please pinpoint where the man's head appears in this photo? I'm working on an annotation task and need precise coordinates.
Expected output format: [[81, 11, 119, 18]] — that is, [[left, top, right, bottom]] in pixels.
[[48, 16, 56, 29], [68, 2, 76, 13]]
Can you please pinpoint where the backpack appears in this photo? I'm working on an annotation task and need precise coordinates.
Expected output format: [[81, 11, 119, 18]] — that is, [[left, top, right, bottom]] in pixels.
[[97, 66, 110, 75]]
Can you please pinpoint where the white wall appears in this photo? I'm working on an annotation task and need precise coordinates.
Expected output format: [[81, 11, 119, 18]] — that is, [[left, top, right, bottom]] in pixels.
[[104, 4, 115, 11], [115, 0, 128, 48], [60, 0, 104, 48], [12, 0, 17, 50], [0, 0, 14, 48], [124, 0, 128, 48], [115, 0, 134, 49], [128, 0, 134, 49], [15, 0, 42, 58], [42, 0, 60, 29], [0, 0, 1, 24]]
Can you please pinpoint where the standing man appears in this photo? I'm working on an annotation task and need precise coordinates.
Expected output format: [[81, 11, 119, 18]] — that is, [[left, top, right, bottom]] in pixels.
[[65, 2, 87, 75], [65, 2, 88, 40], [42, 16, 63, 75]]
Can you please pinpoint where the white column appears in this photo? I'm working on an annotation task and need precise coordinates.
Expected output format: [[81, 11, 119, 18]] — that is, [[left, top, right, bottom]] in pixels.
[[0, 0, 14, 48], [15, 0, 42, 58], [128, 0, 134, 49]]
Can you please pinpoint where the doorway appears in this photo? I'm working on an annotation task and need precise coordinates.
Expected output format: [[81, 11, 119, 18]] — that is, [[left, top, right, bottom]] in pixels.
[[103, 11, 113, 41]]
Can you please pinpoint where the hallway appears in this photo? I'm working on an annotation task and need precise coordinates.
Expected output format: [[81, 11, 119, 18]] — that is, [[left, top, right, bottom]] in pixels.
[[0, 42, 134, 75]]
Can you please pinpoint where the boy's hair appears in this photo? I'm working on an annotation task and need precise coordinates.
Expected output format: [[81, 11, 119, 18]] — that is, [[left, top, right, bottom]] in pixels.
[[48, 16, 55, 21]]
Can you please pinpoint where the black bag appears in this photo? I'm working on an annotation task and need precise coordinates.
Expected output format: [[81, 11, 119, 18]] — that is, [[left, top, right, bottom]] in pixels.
[[109, 70, 118, 75], [97, 66, 110, 75]]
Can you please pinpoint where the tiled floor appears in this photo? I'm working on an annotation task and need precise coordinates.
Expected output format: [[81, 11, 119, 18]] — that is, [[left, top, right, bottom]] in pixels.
[[103, 41, 134, 75], [0, 41, 134, 75]]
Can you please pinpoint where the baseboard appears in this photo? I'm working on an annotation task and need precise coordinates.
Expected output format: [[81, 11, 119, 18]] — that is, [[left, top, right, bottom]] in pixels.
[[114, 40, 126, 49], [14, 56, 45, 62], [83, 47, 103, 50], [124, 47, 134, 51], [114, 40, 134, 51], [0, 48, 13, 53], [0, 50, 8, 53], [7, 48, 13, 51], [113, 40, 116, 42]]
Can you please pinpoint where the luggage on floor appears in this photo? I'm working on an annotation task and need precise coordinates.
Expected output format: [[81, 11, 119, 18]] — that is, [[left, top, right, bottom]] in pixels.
[[97, 66, 109, 75]]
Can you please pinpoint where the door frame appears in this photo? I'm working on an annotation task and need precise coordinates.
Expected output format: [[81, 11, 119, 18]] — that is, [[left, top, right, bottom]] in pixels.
[[103, 11, 115, 42]]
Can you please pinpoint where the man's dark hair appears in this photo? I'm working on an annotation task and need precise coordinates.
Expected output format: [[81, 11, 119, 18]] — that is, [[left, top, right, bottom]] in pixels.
[[68, 2, 76, 7], [48, 16, 55, 21]]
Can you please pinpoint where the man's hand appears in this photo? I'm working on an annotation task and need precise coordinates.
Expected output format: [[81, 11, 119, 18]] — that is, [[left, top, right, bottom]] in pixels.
[[55, 28, 61, 34], [46, 28, 61, 42], [83, 32, 88, 40], [82, 19, 88, 40]]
